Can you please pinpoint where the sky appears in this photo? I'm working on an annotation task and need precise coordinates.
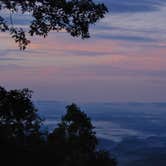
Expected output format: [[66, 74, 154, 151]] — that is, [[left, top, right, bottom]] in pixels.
[[0, 0, 166, 102]]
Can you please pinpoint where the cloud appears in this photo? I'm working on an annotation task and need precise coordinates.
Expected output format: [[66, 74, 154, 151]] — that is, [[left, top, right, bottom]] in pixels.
[[97, 0, 165, 13], [92, 1, 166, 45], [94, 34, 156, 43], [1, 0, 166, 102]]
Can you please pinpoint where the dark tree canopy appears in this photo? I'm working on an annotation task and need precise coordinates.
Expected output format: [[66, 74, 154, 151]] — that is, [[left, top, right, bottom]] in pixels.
[[0, 0, 108, 50], [48, 103, 117, 166], [0, 86, 42, 144], [0, 86, 116, 166], [48, 104, 97, 152]]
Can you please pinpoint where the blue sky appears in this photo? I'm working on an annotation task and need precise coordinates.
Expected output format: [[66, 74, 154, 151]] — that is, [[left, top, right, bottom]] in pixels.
[[0, 0, 166, 102]]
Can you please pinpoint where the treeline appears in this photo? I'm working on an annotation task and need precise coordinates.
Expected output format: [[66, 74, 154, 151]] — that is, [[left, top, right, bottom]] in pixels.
[[0, 86, 116, 166]]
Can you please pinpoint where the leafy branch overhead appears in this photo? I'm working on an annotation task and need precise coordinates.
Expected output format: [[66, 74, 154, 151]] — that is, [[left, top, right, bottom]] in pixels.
[[0, 0, 108, 50]]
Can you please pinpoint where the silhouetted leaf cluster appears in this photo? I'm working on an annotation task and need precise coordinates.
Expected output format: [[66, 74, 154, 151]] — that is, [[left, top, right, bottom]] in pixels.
[[0, 86, 116, 166], [0, 0, 108, 50], [0, 86, 42, 145]]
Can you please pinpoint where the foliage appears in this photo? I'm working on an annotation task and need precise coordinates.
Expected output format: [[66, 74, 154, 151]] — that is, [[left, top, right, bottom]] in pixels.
[[0, 86, 116, 166], [49, 104, 97, 152], [0, 86, 42, 144], [0, 0, 108, 50], [48, 103, 116, 166]]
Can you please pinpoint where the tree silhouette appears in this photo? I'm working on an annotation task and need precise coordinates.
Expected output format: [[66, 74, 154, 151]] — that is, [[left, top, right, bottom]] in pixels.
[[0, 87, 117, 166], [0, 0, 108, 50], [0, 86, 42, 145], [48, 103, 117, 166], [49, 104, 97, 152]]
